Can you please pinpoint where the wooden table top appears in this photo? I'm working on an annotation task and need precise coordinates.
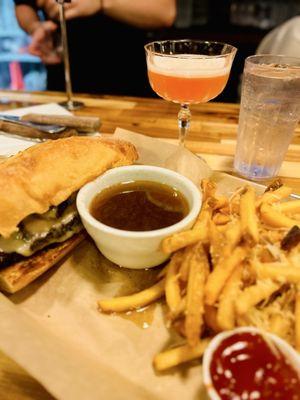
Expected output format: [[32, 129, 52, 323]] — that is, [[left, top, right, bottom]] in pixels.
[[0, 90, 299, 399]]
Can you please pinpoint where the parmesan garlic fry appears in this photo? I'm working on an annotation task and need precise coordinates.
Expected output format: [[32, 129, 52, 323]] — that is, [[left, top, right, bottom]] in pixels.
[[207, 196, 229, 211], [161, 229, 205, 254], [277, 200, 300, 214], [240, 186, 259, 244], [201, 179, 216, 201], [153, 338, 211, 371], [260, 203, 299, 228], [208, 219, 225, 266], [161, 202, 212, 254], [295, 287, 300, 352], [170, 297, 187, 320], [254, 262, 300, 284], [204, 305, 222, 334], [205, 247, 246, 306], [172, 317, 186, 337], [185, 244, 209, 347], [224, 219, 242, 250], [235, 280, 281, 316], [179, 245, 194, 282], [192, 202, 213, 231], [98, 279, 165, 313], [165, 252, 183, 315], [217, 264, 243, 331], [157, 265, 167, 279], [213, 213, 231, 225], [269, 313, 291, 341], [258, 185, 293, 207]]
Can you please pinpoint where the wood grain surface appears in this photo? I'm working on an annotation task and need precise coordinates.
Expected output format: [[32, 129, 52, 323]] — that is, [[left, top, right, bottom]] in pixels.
[[0, 90, 299, 399]]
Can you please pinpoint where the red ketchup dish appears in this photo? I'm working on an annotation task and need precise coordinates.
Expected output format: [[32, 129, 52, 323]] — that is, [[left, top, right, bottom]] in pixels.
[[202, 327, 300, 400]]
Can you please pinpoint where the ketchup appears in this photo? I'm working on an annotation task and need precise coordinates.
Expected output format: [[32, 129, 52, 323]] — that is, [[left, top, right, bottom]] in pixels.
[[210, 332, 300, 400]]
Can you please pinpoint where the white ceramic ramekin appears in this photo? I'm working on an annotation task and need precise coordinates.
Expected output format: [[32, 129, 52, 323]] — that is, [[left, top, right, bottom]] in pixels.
[[202, 326, 300, 400], [76, 165, 202, 269]]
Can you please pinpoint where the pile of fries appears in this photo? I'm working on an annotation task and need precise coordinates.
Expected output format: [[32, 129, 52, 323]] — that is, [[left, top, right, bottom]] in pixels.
[[98, 179, 300, 372]]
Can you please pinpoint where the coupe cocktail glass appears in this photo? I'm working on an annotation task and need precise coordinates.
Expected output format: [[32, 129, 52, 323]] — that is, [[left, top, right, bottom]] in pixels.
[[145, 40, 237, 145]]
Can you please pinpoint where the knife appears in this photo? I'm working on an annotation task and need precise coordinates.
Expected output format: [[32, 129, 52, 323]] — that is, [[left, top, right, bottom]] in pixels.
[[0, 119, 77, 140], [0, 114, 101, 133], [0, 115, 66, 134]]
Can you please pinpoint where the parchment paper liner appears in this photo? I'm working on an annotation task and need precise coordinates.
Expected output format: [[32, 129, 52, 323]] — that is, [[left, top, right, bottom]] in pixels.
[[0, 129, 263, 400]]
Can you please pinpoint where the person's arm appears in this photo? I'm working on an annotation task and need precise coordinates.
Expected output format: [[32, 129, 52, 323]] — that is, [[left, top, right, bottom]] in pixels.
[[15, 4, 61, 64], [101, 0, 176, 28], [39, 0, 176, 29], [15, 4, 41, 34]]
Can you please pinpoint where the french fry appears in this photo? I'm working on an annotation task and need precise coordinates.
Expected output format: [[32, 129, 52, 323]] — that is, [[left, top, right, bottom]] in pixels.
[[153, 338, 211, 371], [295, 286, 300, 352], [201, 179, 216, 201], [172, 317, 186, 337], [265, 179, 283, 192], [161, 202, 212, 254], [157, 265, 167, 279], [210, 219, 240, 261], [207, 196, 229, 211], [224, 219, 242, 250], [205, 247, 246, 306], [240, 186, 259, 244], [277, 200, 300, 214], [269, 313, 291, 340], [165, 252, 183, 315], [170, 297, 187, 321], [204, 305, 222, 334], [208, 219, 225, 266], [253, 261, 300, 284], [258, 185, 293, 207], [282, 227, 300, 252], [161, 229, 205, 254], [235, 279, 281, 316], [213, 213, 231, 225], [98, 279, 165, 313], [185, 244, 209, 347], [178, 245, 194, 282], [192, 201, 213, 231], [260, 203, 300, 228], [217, 264, 243, 331]]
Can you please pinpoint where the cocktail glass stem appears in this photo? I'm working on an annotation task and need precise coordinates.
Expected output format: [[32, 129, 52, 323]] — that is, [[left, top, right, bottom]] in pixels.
[[57, 0, 84, 111], [178, 104, 191, 146]]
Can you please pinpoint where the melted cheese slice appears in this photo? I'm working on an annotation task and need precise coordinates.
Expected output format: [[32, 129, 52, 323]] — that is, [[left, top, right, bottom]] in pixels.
[[0, 203, 80, 256]]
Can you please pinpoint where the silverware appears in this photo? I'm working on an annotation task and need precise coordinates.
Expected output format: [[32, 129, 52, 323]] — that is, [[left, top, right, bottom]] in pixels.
[[0, 119, 77, 141], [0, 115, 66, 134], [21, 113, 101, 132]]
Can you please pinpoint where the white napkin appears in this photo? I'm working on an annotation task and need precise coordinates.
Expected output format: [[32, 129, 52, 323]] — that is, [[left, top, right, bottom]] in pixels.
[[0, 103, 72, 156]]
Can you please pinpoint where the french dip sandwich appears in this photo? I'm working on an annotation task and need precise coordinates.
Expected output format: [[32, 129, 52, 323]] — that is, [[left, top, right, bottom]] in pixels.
[[0, 136, 138, 293]]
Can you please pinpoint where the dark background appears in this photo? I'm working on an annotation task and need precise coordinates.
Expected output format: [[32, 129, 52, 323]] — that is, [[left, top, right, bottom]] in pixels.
[[149, 0, 300, 102], [1, 0, 300, 102]]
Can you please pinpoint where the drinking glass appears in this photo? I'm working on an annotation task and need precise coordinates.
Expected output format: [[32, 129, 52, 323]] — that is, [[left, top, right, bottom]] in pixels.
[[144, 40, 237, 145], [234, 55, 300, 180]]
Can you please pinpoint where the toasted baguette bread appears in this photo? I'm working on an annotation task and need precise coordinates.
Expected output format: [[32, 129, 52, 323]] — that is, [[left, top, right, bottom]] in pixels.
[[0, 233, 85, 293], [0, 136, 138, 238]]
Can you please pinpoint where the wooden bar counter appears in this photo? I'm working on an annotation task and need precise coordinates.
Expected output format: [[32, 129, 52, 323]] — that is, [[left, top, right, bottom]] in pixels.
[[0, 90, 299, 399]]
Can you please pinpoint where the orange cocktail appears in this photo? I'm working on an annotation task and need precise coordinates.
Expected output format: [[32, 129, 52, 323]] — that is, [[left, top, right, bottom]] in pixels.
[[148, 70, 229, 104], [145, 40, 237, 145]]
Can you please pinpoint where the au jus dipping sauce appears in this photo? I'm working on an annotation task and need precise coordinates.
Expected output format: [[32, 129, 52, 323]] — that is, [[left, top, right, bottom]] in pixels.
[[210, 331, 300, 400], [90, 180, 189, 231]]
